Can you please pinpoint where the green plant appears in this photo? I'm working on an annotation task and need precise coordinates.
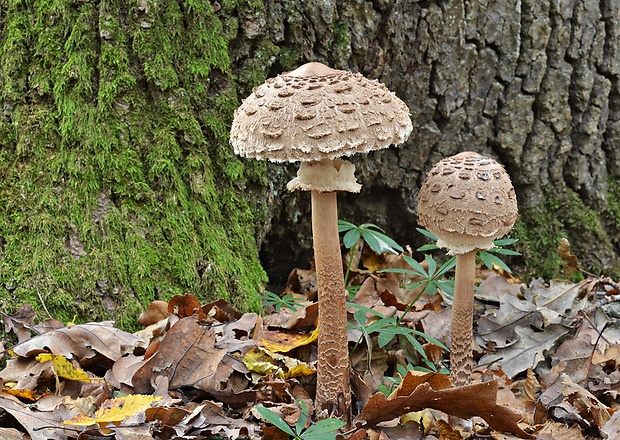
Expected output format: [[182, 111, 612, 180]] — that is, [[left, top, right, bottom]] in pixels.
[[339, 220, 404, 297], [416, 228, 520, 274], [259, 291, 305, 313], [381, 254, 456, 296], [338, 221, 450, 371], [255, 400, 346, 440], [348, 303, 447, 367]]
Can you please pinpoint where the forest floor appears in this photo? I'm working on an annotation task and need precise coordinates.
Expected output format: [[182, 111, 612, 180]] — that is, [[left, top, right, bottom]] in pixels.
[[1, 236, 620, 440]]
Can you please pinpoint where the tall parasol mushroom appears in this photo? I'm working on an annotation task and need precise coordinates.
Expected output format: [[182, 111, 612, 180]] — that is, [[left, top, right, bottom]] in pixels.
[[417, 152, 518, 387], [231, 62, 412, 422]]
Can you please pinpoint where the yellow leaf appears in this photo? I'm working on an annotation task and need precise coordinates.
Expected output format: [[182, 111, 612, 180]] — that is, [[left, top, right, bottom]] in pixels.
[[36, 353, 93, 382], [257, 327, 319, 353], [64, 395, 162, 427], [1, 386, 37, 401], [243, 347, 316, 379]]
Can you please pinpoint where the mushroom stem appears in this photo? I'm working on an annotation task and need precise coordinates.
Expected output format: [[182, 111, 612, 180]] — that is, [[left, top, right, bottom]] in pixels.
[[450, 250, 476, 387], [311, 190, 352, 425]]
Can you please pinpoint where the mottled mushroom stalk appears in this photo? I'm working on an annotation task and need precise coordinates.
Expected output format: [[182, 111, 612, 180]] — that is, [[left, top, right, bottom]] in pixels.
[[230, 62, 413, 423], [417, 152, 518, 387]]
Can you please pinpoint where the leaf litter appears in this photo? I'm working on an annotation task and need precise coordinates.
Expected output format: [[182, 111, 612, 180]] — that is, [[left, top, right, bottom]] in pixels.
[[1, 243, 620, 439]]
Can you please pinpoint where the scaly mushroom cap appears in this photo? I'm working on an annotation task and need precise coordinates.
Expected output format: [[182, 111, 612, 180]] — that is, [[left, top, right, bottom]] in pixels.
[[417, 152, 518, 255], [230, 62, 413, 162]]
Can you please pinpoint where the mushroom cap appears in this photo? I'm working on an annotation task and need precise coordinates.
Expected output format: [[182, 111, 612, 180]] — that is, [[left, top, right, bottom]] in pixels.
[[230, 62, 413, 162], [417, 152, 519, 255]]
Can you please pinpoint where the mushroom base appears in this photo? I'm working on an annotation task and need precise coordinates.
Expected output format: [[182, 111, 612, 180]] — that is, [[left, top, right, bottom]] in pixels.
[[287, 158, 361, 193]]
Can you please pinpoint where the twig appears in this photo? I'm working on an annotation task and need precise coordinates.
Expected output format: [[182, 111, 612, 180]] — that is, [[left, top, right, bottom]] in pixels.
[[36, 285, 53, 320]]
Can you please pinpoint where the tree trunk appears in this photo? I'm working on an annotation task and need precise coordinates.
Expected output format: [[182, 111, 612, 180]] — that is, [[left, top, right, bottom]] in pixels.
[[0, 0, 271, 327], [255, 0, 620, 282]]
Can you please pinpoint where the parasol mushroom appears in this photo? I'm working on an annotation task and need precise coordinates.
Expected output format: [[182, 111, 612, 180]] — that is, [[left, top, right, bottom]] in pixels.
[[230, 62, 412, 422], [416, 151, 518, 386]]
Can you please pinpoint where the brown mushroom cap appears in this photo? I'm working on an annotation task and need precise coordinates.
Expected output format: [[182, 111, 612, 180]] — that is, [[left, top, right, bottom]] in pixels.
[[230, 62, 412, 162], [417, 152, 519, 255]]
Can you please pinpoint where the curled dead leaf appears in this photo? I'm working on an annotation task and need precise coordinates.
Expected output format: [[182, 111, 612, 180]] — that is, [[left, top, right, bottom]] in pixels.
[[356, 374, 533, 439], [168, 294, 207, 320], [138, 300, 169, 326]]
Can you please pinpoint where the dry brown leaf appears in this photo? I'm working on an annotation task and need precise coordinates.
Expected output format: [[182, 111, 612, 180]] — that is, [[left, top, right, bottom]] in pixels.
[[11, 321, 142, 368], [356, 378, 533, 439], [0, 356, 54, 391], [512, 369, 540, 412], [602, 409, 620, 439], [144, 405, 190, 426], [539, 372, 612, 430], [0, 395, 67, 440], [132, 316, 228, 394], [352, 277, 398, 319], [0, 427, 26, 440], [137, 300, 169, 326], [202, 298, 242, 322], [261, 301, 318, 330], [1, 304, 36, 344], [131, 316, 254, 407], [558, 238, 580, 276], [180, 400, 259, 439], [168, 294, 207, 319], [534, 420, 586, 439], [437, 419, 462, 439]]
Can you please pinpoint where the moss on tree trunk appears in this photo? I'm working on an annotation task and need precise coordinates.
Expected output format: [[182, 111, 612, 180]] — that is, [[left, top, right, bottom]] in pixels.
[[0, 0, 269, 328]]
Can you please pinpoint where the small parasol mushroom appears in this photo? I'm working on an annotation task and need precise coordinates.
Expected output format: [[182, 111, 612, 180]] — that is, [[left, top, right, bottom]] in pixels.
[[231, 62, 412, 422], [417, 151, 518, 386]]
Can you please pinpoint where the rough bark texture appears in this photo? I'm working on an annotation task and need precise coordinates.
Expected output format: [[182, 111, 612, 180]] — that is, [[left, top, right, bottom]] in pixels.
[[254, 0, 620, 283], [311, 191, 351, 424]]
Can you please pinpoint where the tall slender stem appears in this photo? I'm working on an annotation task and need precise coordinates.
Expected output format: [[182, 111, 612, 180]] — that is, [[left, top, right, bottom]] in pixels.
[[311, 190, 351, 425], [450, 250, 476, 387]]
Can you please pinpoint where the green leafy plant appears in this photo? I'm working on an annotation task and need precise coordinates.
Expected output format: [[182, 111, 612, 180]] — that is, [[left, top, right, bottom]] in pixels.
[[259, 291, 305, 313], [255, 400, 345, 440], [381, 254, 456, 296], [416, 228, 520, 274], [338, 220, 403, 291], [348, 303, 447, 367], [339, 221, 450, 371]]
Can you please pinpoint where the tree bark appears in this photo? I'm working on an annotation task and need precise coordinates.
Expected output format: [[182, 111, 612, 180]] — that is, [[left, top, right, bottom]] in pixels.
[[0, 0, 270, 326], [255, 0, 620, 282]]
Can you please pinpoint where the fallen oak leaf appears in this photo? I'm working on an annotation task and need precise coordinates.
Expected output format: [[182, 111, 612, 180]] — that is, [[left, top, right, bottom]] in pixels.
[[355, 378, 533, 439]]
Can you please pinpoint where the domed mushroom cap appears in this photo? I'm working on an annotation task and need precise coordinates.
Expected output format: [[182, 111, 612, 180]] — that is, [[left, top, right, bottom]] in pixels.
[[417, 152, 518, 255], [230, 62, 413, 162]]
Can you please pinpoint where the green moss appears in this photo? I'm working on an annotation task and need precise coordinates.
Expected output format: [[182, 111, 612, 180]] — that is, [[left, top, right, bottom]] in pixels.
[[0, 0, 268, 330], [238, 38, 281, 88], [329, 20, 352, 67], [514, 186, 618, 281]]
